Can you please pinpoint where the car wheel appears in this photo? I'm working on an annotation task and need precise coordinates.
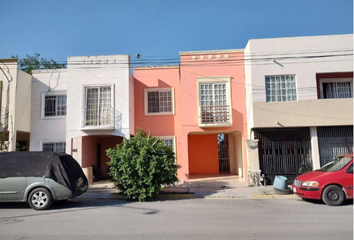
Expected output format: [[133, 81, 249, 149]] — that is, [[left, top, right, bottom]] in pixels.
[[322, 185, 345, 206], [28, 188, 53, 210]]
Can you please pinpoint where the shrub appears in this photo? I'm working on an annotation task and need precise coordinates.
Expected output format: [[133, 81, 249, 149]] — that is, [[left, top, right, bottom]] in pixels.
[[107, 128, 178, 201]]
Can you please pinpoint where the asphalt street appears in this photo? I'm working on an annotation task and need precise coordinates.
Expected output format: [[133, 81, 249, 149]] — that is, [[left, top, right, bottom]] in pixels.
[[0, 198, 352, 240]]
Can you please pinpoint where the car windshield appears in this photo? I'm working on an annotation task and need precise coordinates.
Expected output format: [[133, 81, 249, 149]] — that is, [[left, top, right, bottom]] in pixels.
[[318, 156, 353, 172]]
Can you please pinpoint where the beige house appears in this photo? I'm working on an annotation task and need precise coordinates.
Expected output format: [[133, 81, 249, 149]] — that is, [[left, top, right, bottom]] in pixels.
[[244, 34, 353, 183], [0, 59, 32, 151]]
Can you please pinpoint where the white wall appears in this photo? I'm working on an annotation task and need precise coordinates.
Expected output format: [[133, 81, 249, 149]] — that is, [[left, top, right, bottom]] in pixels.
[[30, 69, 67, 151], [245, 34, 353, 128], [65, 55, 132, 153]]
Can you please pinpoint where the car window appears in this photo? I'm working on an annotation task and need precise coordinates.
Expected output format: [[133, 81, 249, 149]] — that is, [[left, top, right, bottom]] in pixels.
[[346, 163, 353, 173], [318, 156, 352, 172]]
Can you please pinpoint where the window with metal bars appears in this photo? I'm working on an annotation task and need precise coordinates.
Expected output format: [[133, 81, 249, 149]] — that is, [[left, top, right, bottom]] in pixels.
[[146, 90, 173, 114], [322, 81, 352, 99], [265, 75, 297, 102], [44, 95, 67, 117], [42, 142, 66, 152], [85, 86, 112, 126], [199, 82, 230, 123]]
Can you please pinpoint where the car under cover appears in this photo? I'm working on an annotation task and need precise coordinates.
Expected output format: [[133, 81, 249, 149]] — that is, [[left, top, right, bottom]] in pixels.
[[0, 152, 87, 197]]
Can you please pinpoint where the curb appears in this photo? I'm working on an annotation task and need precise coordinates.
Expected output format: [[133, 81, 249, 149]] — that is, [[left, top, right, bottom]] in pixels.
[[110, 193, 195, 200]]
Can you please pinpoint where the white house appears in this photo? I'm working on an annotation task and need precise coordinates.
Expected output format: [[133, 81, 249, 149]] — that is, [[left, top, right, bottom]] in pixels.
[[30, 55, 134, 179], [0, 59, 32, 151], [244, 34, 353, 183]]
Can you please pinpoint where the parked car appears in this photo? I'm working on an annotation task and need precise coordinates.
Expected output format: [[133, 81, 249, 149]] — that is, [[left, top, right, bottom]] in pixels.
[[0, 152, 88, 210], [292, 154, 353, 206]]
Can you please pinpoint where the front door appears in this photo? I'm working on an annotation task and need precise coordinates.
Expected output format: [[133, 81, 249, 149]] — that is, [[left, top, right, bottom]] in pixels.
[[218, 134, 230, 173]]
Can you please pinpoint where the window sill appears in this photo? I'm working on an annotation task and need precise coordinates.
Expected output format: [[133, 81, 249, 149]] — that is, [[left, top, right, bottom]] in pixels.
[[41, 116, 67, 120], [199, 122, 232, 128], [80, 126, 115, 131], [145, 112, 175, 116]]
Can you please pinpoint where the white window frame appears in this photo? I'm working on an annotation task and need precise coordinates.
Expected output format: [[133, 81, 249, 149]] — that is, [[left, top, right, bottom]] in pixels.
[[81, 84, 115, 130], [265, 75, 297, 103], [159, 136, 176, 163], [319, 78, 353, 99], [159, 136, 176, 152], [144, 88, 175, 116], [40, 140, 66, 152], [196, 76, 232, 127], [41, 91, 67, 119]]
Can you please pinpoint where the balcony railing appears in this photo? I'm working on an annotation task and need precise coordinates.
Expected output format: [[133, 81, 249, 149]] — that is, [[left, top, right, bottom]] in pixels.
[[81, 106, 122, 131], [200, 105, 232, 127]]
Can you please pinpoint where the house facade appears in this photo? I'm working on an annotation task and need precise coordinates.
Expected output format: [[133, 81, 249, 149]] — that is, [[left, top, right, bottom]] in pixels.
[[244, 34, 353, 183], [0, 59, 32, 151], [30, 55, 134, 179], [134, 49, 248, 181]]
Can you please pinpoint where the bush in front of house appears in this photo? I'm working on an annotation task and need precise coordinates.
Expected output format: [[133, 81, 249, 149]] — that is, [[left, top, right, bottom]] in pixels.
[[107, 128, 178, 201]]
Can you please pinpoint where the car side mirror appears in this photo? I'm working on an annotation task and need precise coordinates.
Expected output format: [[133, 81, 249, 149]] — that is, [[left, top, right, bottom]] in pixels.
[[346, 168, 353, 174]]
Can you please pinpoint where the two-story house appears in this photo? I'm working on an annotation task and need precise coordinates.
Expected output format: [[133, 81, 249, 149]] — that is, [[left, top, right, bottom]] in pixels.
[[244, 34, 353, 183], [134, 49, 248, 182], [30, 55, 135, 180], [0, 59, 32, 151]]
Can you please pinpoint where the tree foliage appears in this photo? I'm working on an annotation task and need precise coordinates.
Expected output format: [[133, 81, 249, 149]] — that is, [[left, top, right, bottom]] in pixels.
[[107, 128, 179, 201], [11, 53, 65, 75]]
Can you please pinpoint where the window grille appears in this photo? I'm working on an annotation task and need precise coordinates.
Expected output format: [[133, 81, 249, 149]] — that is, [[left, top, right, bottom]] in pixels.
[[323, 82, 352, 99], [163, 139, 173, 148], [199, 83, 230, 123], [44, 95, 67, 116], [147, 91, 172, 113], [85, 87, 112, 126], [266, 75, 297, 102], [43, 142, 66, 152]]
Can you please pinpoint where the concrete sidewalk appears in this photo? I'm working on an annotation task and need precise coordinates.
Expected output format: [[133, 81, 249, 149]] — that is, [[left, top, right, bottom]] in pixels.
[[77, 179, 299, 200]]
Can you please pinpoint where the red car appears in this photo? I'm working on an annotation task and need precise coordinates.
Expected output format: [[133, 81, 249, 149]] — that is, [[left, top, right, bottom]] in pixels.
[[292, 154, 353, 206]]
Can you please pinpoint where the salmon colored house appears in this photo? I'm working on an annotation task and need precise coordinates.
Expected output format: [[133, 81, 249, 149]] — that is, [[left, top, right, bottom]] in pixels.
[[134, 49, 248, 182]]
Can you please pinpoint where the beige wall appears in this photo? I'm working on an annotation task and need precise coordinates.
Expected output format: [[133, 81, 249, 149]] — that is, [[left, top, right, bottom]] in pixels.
[[253, 98, 353, 128]]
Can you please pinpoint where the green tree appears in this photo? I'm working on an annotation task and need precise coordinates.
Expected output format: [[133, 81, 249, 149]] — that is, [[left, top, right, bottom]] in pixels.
[[107, 128, 179, 201], [11, 53, 65, 75]]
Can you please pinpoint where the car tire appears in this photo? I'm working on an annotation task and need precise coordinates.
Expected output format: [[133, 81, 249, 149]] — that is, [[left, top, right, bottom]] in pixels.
[[322, 185, 345, 206], [28, 188, 53, 210]]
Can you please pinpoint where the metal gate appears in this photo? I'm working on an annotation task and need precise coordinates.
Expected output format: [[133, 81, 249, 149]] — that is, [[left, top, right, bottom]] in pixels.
[[218, 134, 230, 173], [254, 128, 312, 184], [318, 126, 353, 166]]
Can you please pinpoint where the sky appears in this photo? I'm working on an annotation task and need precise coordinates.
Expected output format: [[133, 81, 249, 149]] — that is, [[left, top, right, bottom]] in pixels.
[[0, 0, 352, 65]]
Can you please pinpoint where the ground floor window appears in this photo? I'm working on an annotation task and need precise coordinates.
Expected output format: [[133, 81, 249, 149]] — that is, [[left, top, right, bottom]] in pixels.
[[159, 136, 175, 153], [42, 142, 66, 152]]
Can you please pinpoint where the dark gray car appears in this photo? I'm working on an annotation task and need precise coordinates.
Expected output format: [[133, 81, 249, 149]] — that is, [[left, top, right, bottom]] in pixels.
[[0, 152, 88, 210]]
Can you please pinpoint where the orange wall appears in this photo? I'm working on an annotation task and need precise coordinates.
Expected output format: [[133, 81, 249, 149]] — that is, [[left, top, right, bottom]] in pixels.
[[100, 136, 123, 176], [134, 67, 184, 179], [188, 134, 219, 174], [180, 52, 249, 178], [134, 67, 180, 136], [81, 136, 97, 168], [133, 51, 249, 181], [82, 136, 123, 177]]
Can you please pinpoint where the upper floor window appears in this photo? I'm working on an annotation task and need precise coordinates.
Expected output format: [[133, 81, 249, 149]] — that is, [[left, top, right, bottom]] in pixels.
[[266, 75, 297, 102], [84, 85, 113, 127], [197, 77, 232, 126], [144, 88, 174, 115], [320, 78, 353, 99], [42, 142, 66, 152], [42, 92, 67, 118]]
